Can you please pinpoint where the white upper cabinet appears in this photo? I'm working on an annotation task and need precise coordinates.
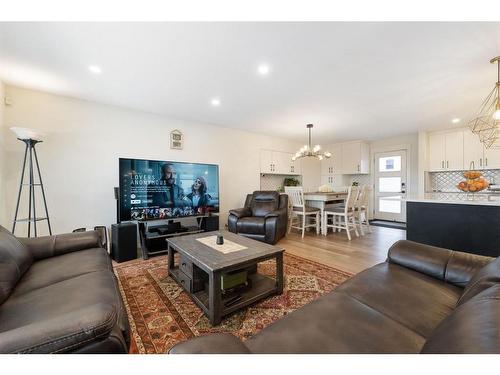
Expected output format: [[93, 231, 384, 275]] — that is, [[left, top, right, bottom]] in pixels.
[[260, 149, 274, 173], [341, 141, 370, 174], [259, 150, 301, 175], [428, 128, 500, 172], [428, 130, 463, 171], [463, 129, 485, 170], [484, 147, 500, 170], [290, 156, 302, 175], [445, 131, 464, 171], [428, 133, 446, 171], [320, 143, 342, 175]]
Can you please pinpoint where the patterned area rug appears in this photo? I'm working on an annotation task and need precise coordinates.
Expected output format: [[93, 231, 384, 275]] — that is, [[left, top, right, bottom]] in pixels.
[[113, 253, 352, 354]]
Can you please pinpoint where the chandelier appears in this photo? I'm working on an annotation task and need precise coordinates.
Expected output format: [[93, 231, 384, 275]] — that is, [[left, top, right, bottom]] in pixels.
[[469, 56, 500, 149], [292, 124, 331, 161]]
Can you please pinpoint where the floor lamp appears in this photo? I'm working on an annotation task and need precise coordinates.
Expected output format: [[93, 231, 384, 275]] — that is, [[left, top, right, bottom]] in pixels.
[[11, 127, 52, 237]]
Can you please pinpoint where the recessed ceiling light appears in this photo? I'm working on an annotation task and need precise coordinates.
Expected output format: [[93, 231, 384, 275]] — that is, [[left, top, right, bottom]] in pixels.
[[88, 65, 102, 74], [452, 118, 461, 124], [257, 64, 270, 75], [211, 98, 221, 107]]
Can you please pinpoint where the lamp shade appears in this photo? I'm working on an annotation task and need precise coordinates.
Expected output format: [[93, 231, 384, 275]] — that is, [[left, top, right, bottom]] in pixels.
[[10, 127, 45, 141]]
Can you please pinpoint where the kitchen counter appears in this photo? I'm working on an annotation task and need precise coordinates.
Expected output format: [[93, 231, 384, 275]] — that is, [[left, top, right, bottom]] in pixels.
[[406, 197, 500, 257], [405, 193, 500, 206]]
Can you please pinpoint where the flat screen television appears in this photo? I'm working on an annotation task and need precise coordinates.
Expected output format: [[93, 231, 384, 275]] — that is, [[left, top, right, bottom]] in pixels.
[[119, 158, 219, 222]]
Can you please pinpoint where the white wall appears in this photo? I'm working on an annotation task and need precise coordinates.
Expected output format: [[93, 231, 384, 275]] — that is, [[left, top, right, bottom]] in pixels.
[[2, 85, 302, 235]]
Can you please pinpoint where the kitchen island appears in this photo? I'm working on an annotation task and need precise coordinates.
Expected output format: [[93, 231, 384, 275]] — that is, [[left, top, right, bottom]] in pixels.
[[406, 194, 500, 257]]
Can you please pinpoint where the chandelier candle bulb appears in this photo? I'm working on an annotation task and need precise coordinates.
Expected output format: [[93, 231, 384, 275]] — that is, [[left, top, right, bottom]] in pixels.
[[292, 124, 332, 160]]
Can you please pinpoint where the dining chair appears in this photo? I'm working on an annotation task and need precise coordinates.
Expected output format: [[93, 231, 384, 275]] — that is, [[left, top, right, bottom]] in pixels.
[[355, 185, 372, 235], [285, 186, 321, 238], [323, 186, 360, 240]]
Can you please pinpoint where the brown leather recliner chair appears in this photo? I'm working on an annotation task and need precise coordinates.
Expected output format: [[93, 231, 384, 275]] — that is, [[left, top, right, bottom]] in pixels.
[[228, 191, 288, 245]]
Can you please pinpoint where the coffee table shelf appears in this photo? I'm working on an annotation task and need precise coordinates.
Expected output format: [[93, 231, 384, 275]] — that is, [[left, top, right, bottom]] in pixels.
[[191, 273, 277, 315]]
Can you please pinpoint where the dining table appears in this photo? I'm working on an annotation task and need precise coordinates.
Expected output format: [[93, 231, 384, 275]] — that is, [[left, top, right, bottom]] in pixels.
[[304, 191, 348, 235]]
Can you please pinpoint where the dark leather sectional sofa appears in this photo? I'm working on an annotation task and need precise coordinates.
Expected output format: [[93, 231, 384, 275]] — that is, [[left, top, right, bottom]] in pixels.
[[170, 240, 500, 354], [228, 191, 288, 245], [0, 226, 130, 353]]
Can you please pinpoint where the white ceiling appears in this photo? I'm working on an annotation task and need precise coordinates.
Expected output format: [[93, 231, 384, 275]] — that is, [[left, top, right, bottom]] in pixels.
[[1, 22, 500, 143]]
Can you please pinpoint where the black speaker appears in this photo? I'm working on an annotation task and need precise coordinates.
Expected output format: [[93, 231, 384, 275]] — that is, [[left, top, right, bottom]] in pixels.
[[198, 216, 219, 231], [111, 222, 138, 263]]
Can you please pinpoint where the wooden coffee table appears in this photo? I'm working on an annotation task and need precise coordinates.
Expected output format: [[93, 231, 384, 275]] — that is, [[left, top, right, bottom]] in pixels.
[[167, 230, 284, 325]]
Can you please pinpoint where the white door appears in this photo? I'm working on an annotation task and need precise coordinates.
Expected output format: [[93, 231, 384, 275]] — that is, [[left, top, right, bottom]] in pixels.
[[374, 150, 407, 222]]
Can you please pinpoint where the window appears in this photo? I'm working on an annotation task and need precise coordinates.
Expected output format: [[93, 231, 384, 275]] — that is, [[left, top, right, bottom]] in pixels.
[[379, 156, 401, 172], [378, 177, 401, 193], [379, 197, 402, 213]]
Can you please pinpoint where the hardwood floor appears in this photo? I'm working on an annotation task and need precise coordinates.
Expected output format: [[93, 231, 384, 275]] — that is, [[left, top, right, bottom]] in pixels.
[[278, 226, 406, 275]]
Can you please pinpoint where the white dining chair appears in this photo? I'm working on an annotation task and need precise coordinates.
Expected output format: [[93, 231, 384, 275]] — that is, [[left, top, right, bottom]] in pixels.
[[355, 185, 372, 235], [285, 186, 321, 238], [323, 186, 360, 240]]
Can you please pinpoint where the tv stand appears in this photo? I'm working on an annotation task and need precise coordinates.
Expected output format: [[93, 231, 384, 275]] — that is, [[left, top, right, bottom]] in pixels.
[[138, 215, 219, 260]]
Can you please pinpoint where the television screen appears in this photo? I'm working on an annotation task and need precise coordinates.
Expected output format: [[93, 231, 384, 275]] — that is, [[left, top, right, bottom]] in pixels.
[[119, 158, 219, 221]]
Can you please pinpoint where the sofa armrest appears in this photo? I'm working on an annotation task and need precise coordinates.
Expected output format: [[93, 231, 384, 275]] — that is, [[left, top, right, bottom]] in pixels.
[[229, 207, 252, 219], [168, 333, 251, 354], [265, 207, 287, 219], [0, 303, 118, 353], [387, 240, 492, 287], [18, 230, 103, 260]]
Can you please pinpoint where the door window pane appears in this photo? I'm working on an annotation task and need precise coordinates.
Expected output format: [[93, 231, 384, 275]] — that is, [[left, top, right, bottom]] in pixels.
[[379, 156, 401, 172], [379, 197, 402, 213], [378, 177, 401, 193]]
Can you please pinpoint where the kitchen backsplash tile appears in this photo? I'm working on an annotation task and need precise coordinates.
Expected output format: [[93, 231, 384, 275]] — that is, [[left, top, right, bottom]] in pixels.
[[428, 169, 500, 192], [260, 174, 302, 191]]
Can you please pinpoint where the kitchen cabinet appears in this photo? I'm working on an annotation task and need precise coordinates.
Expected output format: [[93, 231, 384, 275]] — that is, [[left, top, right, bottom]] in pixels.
[[463, 129, 485, 169], [290, 156, 301, 175], [445, 131, 464, 171], [428, 131, 463, 171], [259, 149, 301, 175], [428, 133, 446, 171], [341, 141, 370, 174], [260, 150, 274, 173], [484, 147, 500, 169], [463, 129, 500, 170], [320, 144, 342, 175], [320, 175, 335, 187]]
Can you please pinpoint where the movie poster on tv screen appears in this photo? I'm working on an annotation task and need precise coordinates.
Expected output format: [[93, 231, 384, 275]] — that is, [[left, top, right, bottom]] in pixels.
[[119, 158, 219, 221]]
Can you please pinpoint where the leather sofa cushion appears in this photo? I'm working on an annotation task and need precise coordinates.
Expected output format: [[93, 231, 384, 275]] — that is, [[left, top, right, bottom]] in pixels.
[[0, 270, 122, 333], [387, 240, 492, 288], [457, 256, 500, 306], [250, 191, 279, 217], [13, 247, 112, 295], [421, 284, 500, 353], [18, 231, 102, 260], [334, 263, 462, 338], [169, 333, 251, 354], [0, 226, 33, 304], [245, 289, 425, 353], [0, 302, 119, 353], [245, 262, 462, 353], [236, 217, 266, 235]]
